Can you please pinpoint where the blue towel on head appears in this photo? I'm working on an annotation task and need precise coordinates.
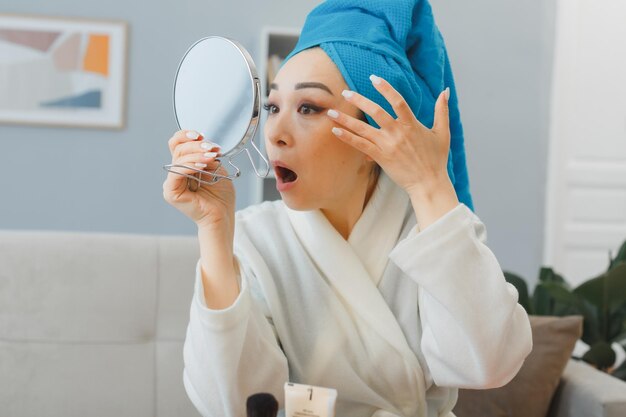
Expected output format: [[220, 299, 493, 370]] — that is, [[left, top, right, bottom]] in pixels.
[[282, 0, 474, 211]]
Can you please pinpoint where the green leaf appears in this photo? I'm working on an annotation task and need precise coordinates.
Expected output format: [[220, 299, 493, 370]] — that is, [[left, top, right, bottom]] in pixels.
[[580, 298, 602, 346], [613, 323, 626, 342], [532, 283, 553, 315], [609, 239, 626, 270], [503, 271, 531, 313], [538, 281, 577, 304], [608, 310, 626, 341], [532, 280, 578, 316], [582, 342, 616, 370], [538, 267, 569, 287], [574, 263, 626, 313]]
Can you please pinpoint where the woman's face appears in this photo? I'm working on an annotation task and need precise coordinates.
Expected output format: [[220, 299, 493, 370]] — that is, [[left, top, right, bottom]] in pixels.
[[264, 47, 374, 211]]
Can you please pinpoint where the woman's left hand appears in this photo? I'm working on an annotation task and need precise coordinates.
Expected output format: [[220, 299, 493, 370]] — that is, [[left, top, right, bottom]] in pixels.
[[327, 74, 452, 197]]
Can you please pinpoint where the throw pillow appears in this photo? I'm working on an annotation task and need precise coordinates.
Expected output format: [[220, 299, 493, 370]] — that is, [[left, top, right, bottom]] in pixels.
[[452, 315, 583, 417]]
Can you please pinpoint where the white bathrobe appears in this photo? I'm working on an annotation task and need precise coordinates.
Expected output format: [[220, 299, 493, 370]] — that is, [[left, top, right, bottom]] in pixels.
[[182, 172, 533, 417]]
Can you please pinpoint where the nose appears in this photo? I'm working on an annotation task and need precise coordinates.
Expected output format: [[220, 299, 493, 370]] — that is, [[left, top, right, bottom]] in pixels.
[[264, 111, 294, 149]]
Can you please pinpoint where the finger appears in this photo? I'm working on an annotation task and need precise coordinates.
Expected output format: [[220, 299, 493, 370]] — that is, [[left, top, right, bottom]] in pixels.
[[163, 151, 222, 190], [341, 89, 395, 130], [369, 75, 418, 124], [432, 88, 450, 136], [167, 130, 204, 155], [173, 138, 222, 159], [326, 108, 381, 145], [331, 127, 380, 161], [187, 149, 222, 168], [167, 152, 221, 179]]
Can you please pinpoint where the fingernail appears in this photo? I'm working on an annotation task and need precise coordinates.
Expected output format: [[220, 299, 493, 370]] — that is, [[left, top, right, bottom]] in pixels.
[[204, 152, 218, 158], [200, 141, 220, 150], [444, 87, 450, 101], [327, 109, 339, 119], [332, 127, 343, 136], [370, 74, 382, 85], [341, 90, 354, 99], [195, 162, 207, 168], [186, 131, 199, 139]]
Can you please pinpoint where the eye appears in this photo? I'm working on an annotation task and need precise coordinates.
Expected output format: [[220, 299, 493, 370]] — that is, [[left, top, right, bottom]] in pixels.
[[299, 103, 321, 115], [263, 102, 278, 114], [262, 102, 323, 116]]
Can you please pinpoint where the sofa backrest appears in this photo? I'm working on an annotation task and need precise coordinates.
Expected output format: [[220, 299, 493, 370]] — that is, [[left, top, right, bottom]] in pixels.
[[0, 230, 201, 417]]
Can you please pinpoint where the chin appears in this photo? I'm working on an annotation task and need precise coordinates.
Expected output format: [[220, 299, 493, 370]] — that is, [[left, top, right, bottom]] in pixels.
[[279, 194, 316, 212]]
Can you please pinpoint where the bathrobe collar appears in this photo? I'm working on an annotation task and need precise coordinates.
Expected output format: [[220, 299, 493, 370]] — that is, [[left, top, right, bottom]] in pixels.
[[348, 171, 411, 286], [284, 171, 425, 413]]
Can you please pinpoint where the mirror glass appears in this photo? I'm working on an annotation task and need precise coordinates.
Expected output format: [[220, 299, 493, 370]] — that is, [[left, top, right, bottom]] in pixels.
[[173, 36, 259, 156]]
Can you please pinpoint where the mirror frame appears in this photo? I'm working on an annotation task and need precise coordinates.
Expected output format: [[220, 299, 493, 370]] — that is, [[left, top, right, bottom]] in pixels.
[[172, 35, 262, 158]]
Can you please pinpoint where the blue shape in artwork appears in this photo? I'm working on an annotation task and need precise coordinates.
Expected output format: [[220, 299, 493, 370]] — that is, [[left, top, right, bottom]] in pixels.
[[40, 90, 102, 108]]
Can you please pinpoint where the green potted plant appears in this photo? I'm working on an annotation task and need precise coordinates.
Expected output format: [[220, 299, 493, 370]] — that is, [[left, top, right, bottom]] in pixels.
[[504, 239, 626, 380]]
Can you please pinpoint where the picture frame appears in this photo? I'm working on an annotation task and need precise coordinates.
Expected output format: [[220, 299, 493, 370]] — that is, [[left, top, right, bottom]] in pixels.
[[0, 13, 129, 129]]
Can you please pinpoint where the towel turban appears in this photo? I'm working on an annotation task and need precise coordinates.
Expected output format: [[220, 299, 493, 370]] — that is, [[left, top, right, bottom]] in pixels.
[[282, 0, 474, 211]]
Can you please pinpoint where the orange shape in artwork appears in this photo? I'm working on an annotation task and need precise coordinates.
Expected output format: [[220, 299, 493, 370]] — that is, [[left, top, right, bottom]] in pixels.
[[83, 34, 109, 77]]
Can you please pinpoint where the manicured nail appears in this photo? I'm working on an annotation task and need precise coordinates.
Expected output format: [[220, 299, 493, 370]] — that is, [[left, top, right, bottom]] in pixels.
[[186, 131, 200, 139], [370, 74, 382, 85], [341, 90, 354, 99], [200, 141, 220, 150], [327, 109, 339, 119], [444, 87, 450, 101], [204, 152, 218, 158], [195, 162, 207, 168], [331, 127, 343, 136]]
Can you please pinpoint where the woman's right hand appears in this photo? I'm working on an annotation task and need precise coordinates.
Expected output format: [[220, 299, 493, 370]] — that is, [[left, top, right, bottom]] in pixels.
[[162, 130, 235, 229]]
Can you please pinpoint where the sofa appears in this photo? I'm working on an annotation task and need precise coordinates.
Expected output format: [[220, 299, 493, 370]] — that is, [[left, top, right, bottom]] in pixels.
[[1, 230, 625, 417]]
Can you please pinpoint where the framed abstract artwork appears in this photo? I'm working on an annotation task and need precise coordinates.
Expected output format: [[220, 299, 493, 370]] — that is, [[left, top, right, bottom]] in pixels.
[[0, 13, 128, 129]]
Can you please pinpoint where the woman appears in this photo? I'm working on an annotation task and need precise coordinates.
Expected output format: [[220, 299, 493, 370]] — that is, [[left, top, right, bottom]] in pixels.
[[162, 1, 532, 416]]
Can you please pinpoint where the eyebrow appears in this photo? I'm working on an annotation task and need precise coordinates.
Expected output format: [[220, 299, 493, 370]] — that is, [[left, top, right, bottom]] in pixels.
[[269, 82, 334, 96]]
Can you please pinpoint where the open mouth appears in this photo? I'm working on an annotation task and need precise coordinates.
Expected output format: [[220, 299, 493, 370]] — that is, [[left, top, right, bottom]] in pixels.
[[275, 166, 298, 183]]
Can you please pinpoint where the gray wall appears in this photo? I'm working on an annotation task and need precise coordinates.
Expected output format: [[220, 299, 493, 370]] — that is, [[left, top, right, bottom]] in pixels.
[[0, 0, 555, 286], [435, 0, 557, 286]]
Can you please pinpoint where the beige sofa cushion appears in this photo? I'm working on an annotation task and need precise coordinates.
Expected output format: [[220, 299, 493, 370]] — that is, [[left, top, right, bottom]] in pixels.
[[548, 359, 626, 417], [0, 231, 201, 417], [453, 315, 583, 417]]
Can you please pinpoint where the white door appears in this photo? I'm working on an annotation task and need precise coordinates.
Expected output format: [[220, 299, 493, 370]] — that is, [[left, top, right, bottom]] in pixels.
[[545, 0, 626, 286]]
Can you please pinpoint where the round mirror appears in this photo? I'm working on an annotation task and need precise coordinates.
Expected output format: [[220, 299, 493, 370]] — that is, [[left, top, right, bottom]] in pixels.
[[173, 36, 260, 155], [165, 36, 268, 186]]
